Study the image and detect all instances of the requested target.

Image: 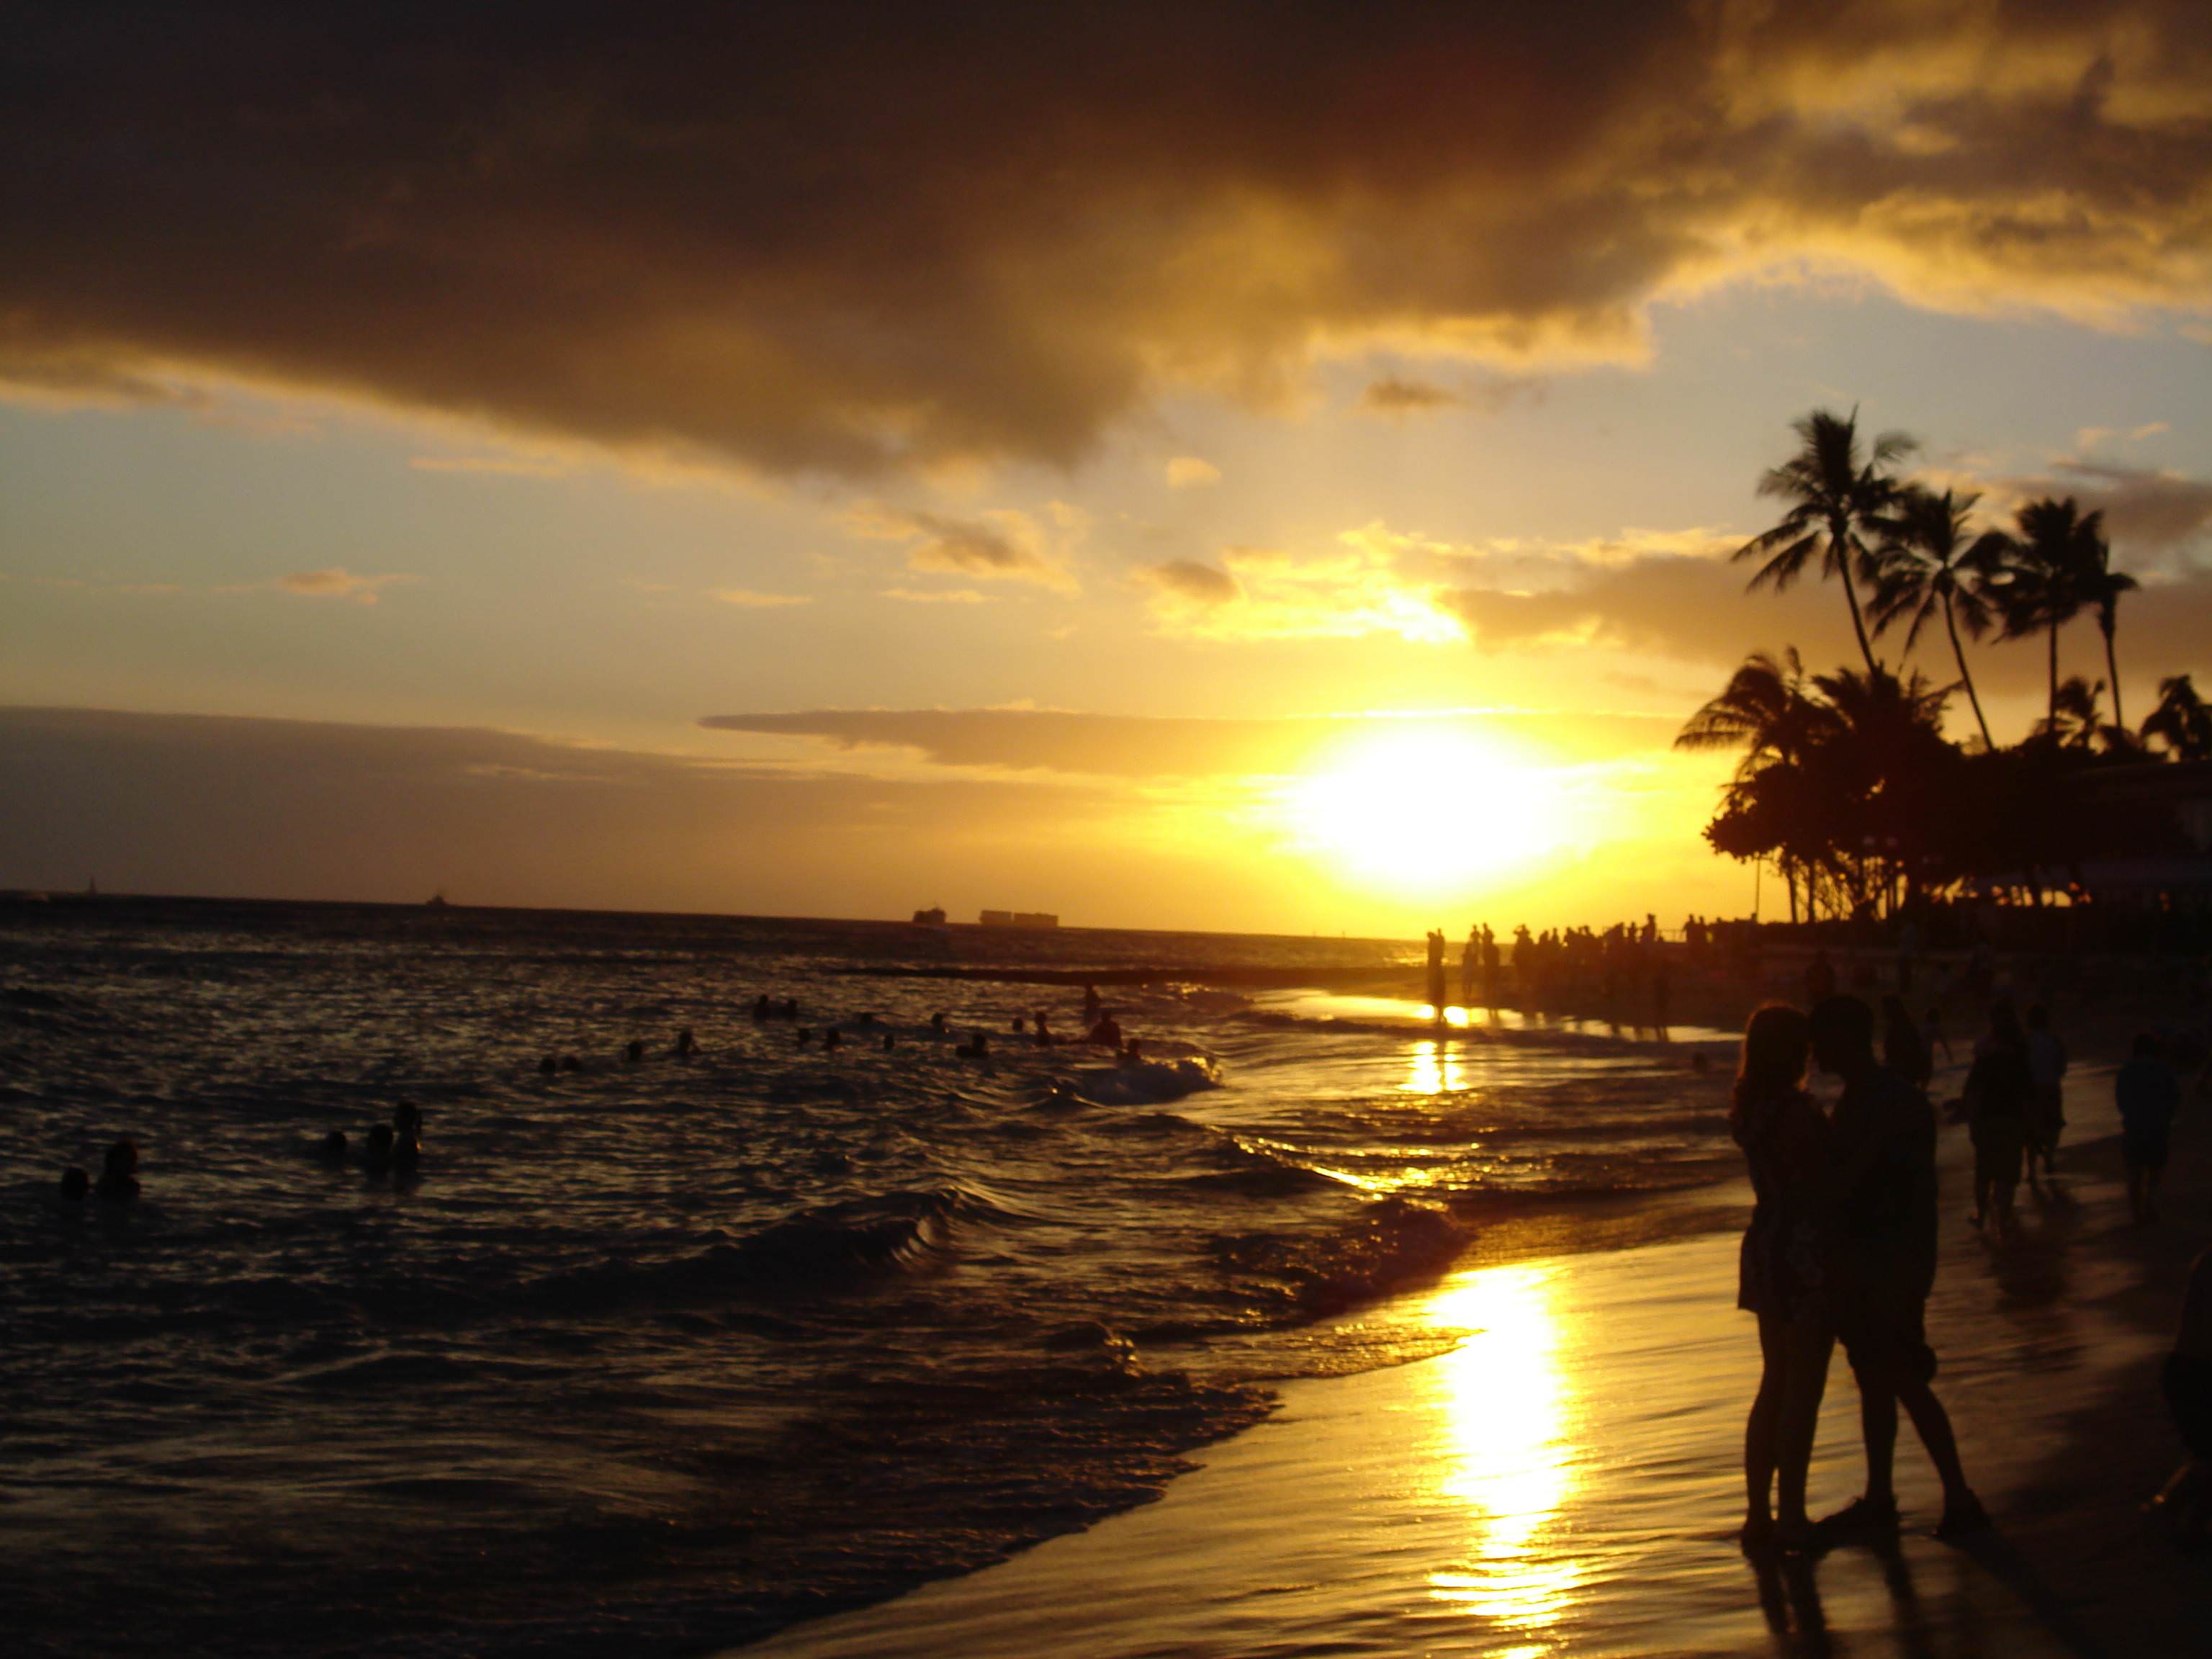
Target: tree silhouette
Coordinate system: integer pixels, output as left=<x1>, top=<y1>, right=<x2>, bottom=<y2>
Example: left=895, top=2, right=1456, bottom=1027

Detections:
left=2079, top=534, right=2140, bottom=729
left=1869, top=485, right=2008, bottom=750
left=2000, top=497, right=2104, bottom=731
left=2143, top=674, right=2212, bottom=760
left=2031, top=675, right=2108, bottom=751
left=1734, top=408, right=1916, bottom=677
left=1672, top=646, right=1830, bottom=776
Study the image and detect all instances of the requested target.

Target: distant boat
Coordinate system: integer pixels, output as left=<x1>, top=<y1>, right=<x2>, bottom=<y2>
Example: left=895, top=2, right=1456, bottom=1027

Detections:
left=426, top=891, right=450, bottom=909
left=979, top=909, right=1058, bottom=930
left=910, top=906, right=948, bottom=926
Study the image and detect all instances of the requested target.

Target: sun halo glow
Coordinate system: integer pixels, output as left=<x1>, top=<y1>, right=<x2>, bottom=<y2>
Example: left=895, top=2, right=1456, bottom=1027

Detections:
left=1283, top=728, right=1563, bottom=896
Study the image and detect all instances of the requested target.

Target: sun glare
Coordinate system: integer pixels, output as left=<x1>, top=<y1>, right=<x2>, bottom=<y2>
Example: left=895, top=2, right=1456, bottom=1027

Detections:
left=1284, top=727, right=1563, bottom=895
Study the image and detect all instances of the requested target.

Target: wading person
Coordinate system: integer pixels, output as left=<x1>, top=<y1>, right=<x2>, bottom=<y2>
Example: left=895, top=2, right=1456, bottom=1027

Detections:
left=1812, top=995, right=1987, bottom=1542
left=1731, top=1004, right=1832, bottom=1554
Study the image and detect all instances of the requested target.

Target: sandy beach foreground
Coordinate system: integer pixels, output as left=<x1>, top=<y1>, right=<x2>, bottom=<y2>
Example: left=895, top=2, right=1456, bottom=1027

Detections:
left=742, top=1053, right=2212, bottom=1658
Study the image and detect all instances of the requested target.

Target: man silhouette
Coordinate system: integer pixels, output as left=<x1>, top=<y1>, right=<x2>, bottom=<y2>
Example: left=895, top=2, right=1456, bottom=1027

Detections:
left=1810, top=995, right=1988, bottom=1542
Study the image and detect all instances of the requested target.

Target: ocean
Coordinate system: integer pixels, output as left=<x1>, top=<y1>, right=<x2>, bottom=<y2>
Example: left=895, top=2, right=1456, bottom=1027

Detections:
left=1, top=898, right=1743, bottom=1657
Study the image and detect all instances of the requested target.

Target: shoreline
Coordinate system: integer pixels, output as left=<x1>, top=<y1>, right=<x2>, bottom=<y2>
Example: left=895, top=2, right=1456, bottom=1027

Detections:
left=737, top=1043, right=2212, bottom=1658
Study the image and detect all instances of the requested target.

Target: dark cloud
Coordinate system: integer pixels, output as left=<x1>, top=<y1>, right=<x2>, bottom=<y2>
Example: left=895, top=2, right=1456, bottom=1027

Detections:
left=0, top=707, right=1120, bottom=918
left=5, top=4, right=2209, bottom=477
left=700, top=707, right=1681, bottom=776
left=1135, top=560, right=1241, bottom=606
left=1357, top=377, right=1464, bottom=417
left=2030, top=461, right=2212, bottom=557
left=846, top=504, right=1078, bottom=589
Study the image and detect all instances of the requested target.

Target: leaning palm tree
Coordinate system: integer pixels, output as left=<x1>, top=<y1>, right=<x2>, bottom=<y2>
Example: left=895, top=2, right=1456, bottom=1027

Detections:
left=1734, top=408, right=1917, bottom=676
left=1999, top=497, right=2103, bottom=730
left=2143, top=674, right=2212, bottom=760
left=1869, top=485, right=2010, bottom=750
left=1673, top=647, right=1832, bottom=775
left=2078, top=538, right=2139, bottom=729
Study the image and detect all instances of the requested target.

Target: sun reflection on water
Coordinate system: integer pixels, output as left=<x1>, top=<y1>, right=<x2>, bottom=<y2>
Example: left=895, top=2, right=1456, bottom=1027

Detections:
left=1402, top=1038, right=1464, bottom=1096
left=1422, top=1264, right=1582, bottom=1640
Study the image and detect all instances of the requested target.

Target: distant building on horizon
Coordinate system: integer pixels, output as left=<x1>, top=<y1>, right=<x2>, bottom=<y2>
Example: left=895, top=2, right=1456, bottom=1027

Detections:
left=979, top=909, right=1058, bottom=930
left=2074, top=760, right=2212, bottom=903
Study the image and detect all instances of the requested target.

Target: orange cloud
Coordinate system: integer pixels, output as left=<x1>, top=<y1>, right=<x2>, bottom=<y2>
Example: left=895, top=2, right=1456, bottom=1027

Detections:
left=275, top=568, right=417, bottom=605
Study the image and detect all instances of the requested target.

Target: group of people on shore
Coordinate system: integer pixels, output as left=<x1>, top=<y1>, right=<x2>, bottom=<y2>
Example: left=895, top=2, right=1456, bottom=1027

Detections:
left=1732, top=994, right=1987, bottom=1554
left=1735, top=986, right=2202, bottom=1555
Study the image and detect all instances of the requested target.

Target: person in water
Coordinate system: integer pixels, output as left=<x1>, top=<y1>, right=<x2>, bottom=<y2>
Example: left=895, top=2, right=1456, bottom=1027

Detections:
left=823, top=1027, right=842, bottom=1051
left=1812, top=994, right=1985, bottom=1542
left=1731, top=1004, right=1831, bottom=1554
left=1033, top=1010, right=1054, bottom=1046
left=930, top=1011, right=948, bottom=1034
left=675, top=1027, right=697, bottom=1058
left=780, top=997, right=799, bottom=1020
left=1087, top=1013, right=1123, bottom=1048
left=363, top=1123, right=395, bottom=1177
left=538, top=1054, right=558, bottom=1076
left=391, top=1101, right=422, bottom=1174
left=1083, top=984, right=1102, bottom=1020
left=317, top=1129, right=350, bottom=1165
left=624, top=1038, right=646, bottom=1064
left=956, top=1029, right=990, bottom=1058
left=881, top=1033, right=895, bottom=1053
left=94, top=1139, right=140, bottom=1203
left=58, top=1166, right=91, bottom=1202
left=560, top=1053, right=583, bottom=1072
left=752, top=994, right=772, bottom=1020
left=796, top=1028, right=813, bottom=1048
left=2118, top=1033, right=2182, bottom=1226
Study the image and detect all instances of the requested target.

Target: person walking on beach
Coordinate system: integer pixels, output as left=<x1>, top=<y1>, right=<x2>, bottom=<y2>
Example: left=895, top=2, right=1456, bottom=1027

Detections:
left=1810, top=995, right=1987, bottom=1543
left=2023, top=1004, right=2067, bottom=1184
left=1730, top=1004, right=1833, bottom=1553
left=1964, top=1003, right=2032, bottom=1237
left=1426, top=929, right=1448, bottom=1015
left=2118, top=1033, right=2183, bottom=1226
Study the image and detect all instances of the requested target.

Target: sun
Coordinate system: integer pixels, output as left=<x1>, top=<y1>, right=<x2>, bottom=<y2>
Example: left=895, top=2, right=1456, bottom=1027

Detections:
left=1283, top=727, right=1563, bottom=896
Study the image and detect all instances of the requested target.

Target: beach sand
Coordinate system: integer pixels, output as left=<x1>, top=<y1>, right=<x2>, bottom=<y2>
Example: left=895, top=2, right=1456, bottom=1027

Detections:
left=740, top=1048, right=2212, bottom=1658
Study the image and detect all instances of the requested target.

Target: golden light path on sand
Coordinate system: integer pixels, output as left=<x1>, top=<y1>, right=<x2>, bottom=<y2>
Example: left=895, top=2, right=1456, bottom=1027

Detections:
left=1424, top=1263, right=1583, bottom=1653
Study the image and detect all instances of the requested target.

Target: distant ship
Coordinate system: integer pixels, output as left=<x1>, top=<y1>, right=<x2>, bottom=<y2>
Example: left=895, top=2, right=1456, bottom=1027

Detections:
left=979, top=909, right=1058, bottom=930
left=910, top=905, right=948, bottom=926
left=426, top=891, right=450, bottom=909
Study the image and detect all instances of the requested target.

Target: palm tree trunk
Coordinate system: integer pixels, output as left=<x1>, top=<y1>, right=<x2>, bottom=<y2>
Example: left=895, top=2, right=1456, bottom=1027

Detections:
left=2103, top=619, right=2125, bottom=731
left=2046, top=624, right=2059, bottom=730
left=1839, top=557, right=1880, bottom=676
left=1943, top=593, right=1994, bottom=750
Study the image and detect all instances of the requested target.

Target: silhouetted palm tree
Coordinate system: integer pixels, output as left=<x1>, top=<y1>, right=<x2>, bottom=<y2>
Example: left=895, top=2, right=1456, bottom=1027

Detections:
left=2032, top=675, right=2108, bottom=751
left=2079, top=537, right=2140, bottom=729
left=2143, top=674, right=2212, bottom=760
left=1869, top=485, right=2009, bottom=749
left=1735, top=408, right=1917, bottom=676
left=1999, top=497, right=2103, bottom=730
left=1673, top=647, right=1831, bottom=775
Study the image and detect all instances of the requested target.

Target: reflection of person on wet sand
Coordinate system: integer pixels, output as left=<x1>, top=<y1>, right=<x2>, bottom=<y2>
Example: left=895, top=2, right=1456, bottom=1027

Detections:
left=1730, top=1004, right=1831, bottom=1555
left=1812, top=995, right=1987, bottom=1543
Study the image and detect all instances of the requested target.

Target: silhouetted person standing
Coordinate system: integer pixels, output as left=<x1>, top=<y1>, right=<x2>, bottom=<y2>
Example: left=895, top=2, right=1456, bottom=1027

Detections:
left=2023, top=1004, right=2067, bottom=1184
left=1965, top=1002, right=2031, bottom=1236
left=1730, top=1004, right=1831, bottom=1553
left=2118, top=1034, right=2182, bottom=1226
left=1811, top=995, right=1985, bottom=1542
left=1426, top=929, right=1447, bottom=1015
left=1461, top=927, right=1479, bottom=1006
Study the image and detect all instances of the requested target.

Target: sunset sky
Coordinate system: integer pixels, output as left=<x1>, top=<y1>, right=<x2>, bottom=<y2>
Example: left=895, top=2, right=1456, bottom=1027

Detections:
left=4, top=2, right=2211, bottom=933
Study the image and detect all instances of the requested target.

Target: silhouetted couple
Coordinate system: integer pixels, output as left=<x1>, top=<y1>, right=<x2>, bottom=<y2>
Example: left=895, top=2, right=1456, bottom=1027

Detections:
left=1733, top=995, right=1987, bottom=1555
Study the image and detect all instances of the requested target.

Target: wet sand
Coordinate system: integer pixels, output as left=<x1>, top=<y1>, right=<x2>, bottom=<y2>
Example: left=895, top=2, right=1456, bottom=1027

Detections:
left=742, top=1050, right=2212, bottom=1658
